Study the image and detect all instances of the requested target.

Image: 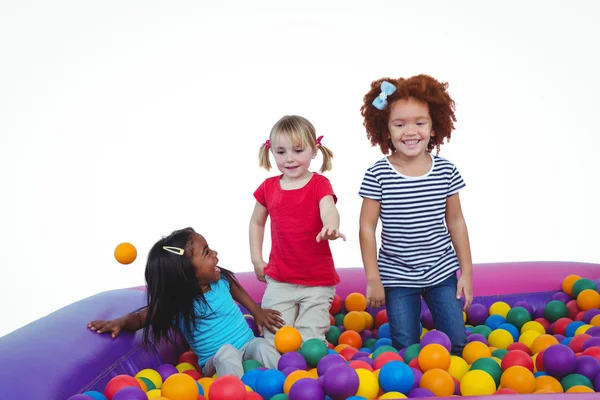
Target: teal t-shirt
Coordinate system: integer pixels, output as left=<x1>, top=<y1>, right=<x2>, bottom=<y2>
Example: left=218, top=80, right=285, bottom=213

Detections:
left=178, top=277, right=255, bottom=367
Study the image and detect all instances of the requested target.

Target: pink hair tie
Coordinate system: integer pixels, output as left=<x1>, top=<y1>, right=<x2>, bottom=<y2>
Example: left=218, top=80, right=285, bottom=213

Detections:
left=264, top=139, right=270, bottom=149
left=316, top=135, right=324, bottom=146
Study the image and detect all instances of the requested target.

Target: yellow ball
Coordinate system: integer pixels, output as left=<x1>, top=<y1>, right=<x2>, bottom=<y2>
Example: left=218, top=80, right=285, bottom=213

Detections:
left=361, top=311, right=374, bottom=330
left=380, top=391, right=408, bottom=399
left=575, top=324, right=593, bottom=335
left=146, top=389, right=163, bottom=399
left=176, top=362, right=196, bottom=373
left=519, top=331, right=541, bottom=349
left=567, top=385, right=595, bottom=393
left=114, top=242, right=137, bottom=264
left=460, top=370, right=497, bottom=396
left=355, top=368, right=379, bottom=399
left=521, top=321, right=546, bottom=335
left=447, top=355, right=470, bottom=381
left=489, top=302, right=511, bottom=318
left=488, top=329, right=514, bottom=350
left=135, top=368, right=163, bottom=389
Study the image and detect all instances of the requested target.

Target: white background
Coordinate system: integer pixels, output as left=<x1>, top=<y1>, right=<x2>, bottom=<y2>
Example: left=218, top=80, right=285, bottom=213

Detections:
left=1, top=0, right=599, bottom=338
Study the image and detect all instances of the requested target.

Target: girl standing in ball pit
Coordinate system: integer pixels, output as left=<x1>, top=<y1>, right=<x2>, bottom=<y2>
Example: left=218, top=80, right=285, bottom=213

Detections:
left=88, top=227, right=284, bottom=378
left=249, top=115, right=346, bottom=346
left=358, top=75, right=473, bottom=355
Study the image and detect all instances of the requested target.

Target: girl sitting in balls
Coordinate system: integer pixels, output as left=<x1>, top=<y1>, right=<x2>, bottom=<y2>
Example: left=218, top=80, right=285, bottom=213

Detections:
left=88, top=227, right=284, bottom=378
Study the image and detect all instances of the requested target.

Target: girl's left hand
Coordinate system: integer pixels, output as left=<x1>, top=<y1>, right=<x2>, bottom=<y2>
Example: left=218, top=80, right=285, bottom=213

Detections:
left=456, top=274, right=473, bottom=311
left=254, top=308, right=285, bottom=335
left=316, top=227, right=347, bottom=242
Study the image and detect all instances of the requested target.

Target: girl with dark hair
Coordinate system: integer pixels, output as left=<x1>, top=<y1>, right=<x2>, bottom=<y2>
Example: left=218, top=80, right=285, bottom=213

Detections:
left=358, top=75, right=473, bottom=356
left=88, top=227, right=283, bottom=378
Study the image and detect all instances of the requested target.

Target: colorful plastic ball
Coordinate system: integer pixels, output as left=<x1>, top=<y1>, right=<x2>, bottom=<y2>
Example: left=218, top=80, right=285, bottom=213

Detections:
left=419, top=368, right=454, bottom=397
left=497, top=323, right=520, bottom=341
left=156, top=364, right=179, bottom=381
left=373, top=351, right=404, bottom=370
left=287, top=377, right=324, bottom=399
left=574, top=355, right=600, bottom=382
left=378, top=360, right=414, bottom=394
left=507, top=307, right=532, bottom=329
left=577, top=289, right=600, bottom=311
left=338, top=330, right=363, bottom=350
left=326, top=326, right=342, bottom=345
left=561, top=373, right=594, bottom=391
left=379, top=391, right=407, bottom=399
left=470, top=357, right=502, bottom=386
left=283, top=370, right=312, bottom=393
left=462, top=341, right=491, bottom=364
left=330, top=294, right=342, bottom=314
left=460, top=369, right=496, bottom=396
left=407, top=387, right=435, bottom=397
left=68, top=396, right=95, bottom=400
left=114, top=242, right=137, bottom=264
left=317, top=353, right=347, bottom=376
left=545, top=301, right=570, bottom=323
left=275, top=326, right=303, bottom=353
left=104, top=375, right=141, bottom=400
left=488, top=328, right=514, bottom=349
left=345, top=293, right=367, bottom=312
left=530, top=334, right=559, bottom=355
left=278, top=351, right=308, bottom=371
left=466, top=304, right=489, bottom=326
left=81, top=392, right=107, bottom=400
left=401, top=344, right=420, bottom=364
left=513, top=301, right=534, bottom=317
left=322, top=363, right=360, bottom=399
left=489, top=301, right=511, bottom=318
left=113, top=387, right=147, bottom=400
left=543, top=344, right=577, bottom=378
left=467, top=333, right=488, bottom=345
left=207, top=375, right=246, bottom=400
left=344, top=311, right=367, bottom=333
left=471, top=324, right=493, bottom=338
left=562, top=274, right=582, bottom=296
left=372, top=345, right=399, bottom=360
left=418, top=343, right=450, bottom=371
left=572, top=278, right=597, bottom=298
left=420, top=330, right=451, bottom=352
left=501, top=349, right=534, bottom=372
left=377, top=323, right=391, bottom=339
left=255, top=369, right=285, bottom=400
left=447, top=355, right=469, bottom=381
left=161, top=373, right=199, bottom=400
left=500, top=365, right=536, bottom=393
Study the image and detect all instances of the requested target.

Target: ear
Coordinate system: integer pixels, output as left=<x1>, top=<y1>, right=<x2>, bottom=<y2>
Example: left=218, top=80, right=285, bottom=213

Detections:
left=430, top=130, right=435, bottom=137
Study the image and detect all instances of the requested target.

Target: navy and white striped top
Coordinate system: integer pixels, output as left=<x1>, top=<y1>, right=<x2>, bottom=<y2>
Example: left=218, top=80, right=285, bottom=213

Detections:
left=358, top=154, right=465, bottom=288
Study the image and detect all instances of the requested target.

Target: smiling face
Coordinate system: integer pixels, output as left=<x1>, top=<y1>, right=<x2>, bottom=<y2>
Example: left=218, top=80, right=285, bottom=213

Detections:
left=388, top=97, right=435, bottom=159
left=271, top=133, right=316, bottom=181
left=189, top=233, right=221, bottom=286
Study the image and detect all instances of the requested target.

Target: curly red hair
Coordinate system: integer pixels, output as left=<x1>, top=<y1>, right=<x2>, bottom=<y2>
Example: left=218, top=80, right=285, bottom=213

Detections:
left=360, top=74, right=457, bottom=155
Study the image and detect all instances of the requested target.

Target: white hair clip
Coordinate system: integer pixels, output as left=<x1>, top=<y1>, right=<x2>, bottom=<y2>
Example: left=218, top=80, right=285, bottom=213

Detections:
left=163, top=246, right=184, bottom=255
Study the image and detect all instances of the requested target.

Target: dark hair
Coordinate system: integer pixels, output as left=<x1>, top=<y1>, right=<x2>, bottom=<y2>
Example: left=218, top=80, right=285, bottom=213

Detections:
left=360, top=74, right=457, bottom=155
left=142, top=227, right=238, bottom=347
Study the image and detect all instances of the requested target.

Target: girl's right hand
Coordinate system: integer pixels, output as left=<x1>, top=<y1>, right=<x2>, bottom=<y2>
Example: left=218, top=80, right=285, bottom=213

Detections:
left=87, top=318, right=126, bottom=338
left=253, top=261, right=267, bottom=283
left=366, top=280, right=386, bottom=309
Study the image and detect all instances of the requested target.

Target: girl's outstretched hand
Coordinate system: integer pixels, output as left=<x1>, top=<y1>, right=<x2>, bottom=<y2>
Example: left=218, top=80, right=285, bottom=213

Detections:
left=254, top=308, right=285, bottom=336
left=366, top=280, right=386, bottom=309
left=316, top=227, right=347, bottom=242
left=87, top=318, right=126, bottom=338
left=456, top=274, right=473, bottom=311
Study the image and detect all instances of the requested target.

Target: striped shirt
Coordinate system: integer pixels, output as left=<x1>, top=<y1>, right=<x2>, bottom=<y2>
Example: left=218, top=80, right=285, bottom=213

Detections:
left=358, top=153, right=465, bottom=288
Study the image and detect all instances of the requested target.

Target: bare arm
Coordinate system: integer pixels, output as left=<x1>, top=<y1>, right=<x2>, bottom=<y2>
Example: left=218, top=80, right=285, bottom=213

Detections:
left=316, top=195, right=346, bottom=242
left=446, top=192, right=474, bottom=309
left=249, top=201, right=269, bottom=267
left=359, top=197, right=385, bottom=308
left=88, top=307, right=148, bottom=338
left=229, top=278, right=284, bottom=334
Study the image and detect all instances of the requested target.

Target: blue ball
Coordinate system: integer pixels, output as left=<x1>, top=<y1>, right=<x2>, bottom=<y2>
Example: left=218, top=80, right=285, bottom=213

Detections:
left=241, top=368, right=264, bottom=391
left=378, top=323, right=391, bottom=339
left=534, top=371, right=548, bottom=377
left=497, top=323, right=520, bottom=342
left=378, top=360, right=415, bottom=394
left=374, top=338, right=393, bottom=350
left=255, top=369, right=286, bottom=399
left=82, top=392, right=107, bottom=400
left=485, top=315, right=506, bottom=330
left=565, top=321, right=585, bottom=337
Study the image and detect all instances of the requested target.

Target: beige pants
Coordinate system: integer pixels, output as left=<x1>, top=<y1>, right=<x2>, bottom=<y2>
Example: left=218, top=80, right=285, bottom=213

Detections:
left=261, top=276, right=336, bottom=345
left=202, top=337, right=280, bottom=378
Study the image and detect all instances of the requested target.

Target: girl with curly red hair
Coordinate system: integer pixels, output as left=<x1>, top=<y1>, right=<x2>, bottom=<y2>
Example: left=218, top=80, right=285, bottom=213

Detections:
left=358, top=74, right=473, bottom=355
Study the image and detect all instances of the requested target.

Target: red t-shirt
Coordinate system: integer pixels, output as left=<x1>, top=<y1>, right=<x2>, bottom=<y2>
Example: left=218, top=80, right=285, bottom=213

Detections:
left=253, top=173, right=341, bottom=286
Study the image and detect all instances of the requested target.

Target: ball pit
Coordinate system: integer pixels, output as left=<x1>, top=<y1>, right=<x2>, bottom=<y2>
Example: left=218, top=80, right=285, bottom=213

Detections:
left=1, top=262, right=600, bottom=399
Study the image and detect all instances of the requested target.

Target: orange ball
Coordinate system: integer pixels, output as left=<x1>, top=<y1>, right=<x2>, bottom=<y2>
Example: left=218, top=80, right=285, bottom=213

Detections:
left=114, top=242, right=137, bottom=264
left=530, top=334, right=559, bottom=355
left=345, top=293, right=367, bottom=312
left=161, top=373, right=199, bottom=400
left=274, top=326, right=303, bottom=353
left=562, top=275, right=581, bottom=297
left=462, top=341, right=491, bottom=364
left=338, top=330, right=363, bottom=349
left=344, top=311, right=367, bottom=333
left=361, top=311, right=374, bottom=330
left=591, top=314, right=600, bottom=326
left=534, top=375, right=563, bottom=393
left=567, top=385, right=595, bottom=393
left=577, top=289, right=600, bottom=311
left=418, top=343, right=451, bottom=372
left=283, top=370, right=313, bottom=394
left=500, top=366, right=536, bottom=394
left=419, top=368, right=455, bottom=397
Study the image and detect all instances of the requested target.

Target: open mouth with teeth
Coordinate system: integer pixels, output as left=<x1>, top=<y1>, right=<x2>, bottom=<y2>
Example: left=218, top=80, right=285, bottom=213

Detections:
left=402, top=139, right=421, bottom=146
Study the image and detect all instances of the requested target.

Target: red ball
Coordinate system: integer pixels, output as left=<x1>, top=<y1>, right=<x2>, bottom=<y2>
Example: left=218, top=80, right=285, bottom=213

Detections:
left=339, top=346, right=359, bottom=361
left=507, top=342, right=532, bottom=356
left=327, top=342, right=334, bottom=349
left=208, top=375, right=247, bottom=400
left=569, top=334, right=592, bottom=353
left=104, top=375, right=141, bottom=400
left=373, top=352, right=404, bottom=370
left=583, top=346, right=600, bottom=361
left=183, top=369, right=202, bottom=380
left=566, top=300, right=581, bottom=320
left=534, top=318, right=551, bottom=332
left=496, top=388, right=518, bottom=394
left=575, top=311, right=586, bottom=322
left=375, top=310, right=388, bottom=328
left=408, top=356, right=421, bottom=372
left=329, top=314, right=335, bottom=325
left=349, top=360, right=374, bottom=371
left=179, top=350, right=201, bottom=371
left=552, top=318, right=573, bottom=336
left=245, top=392, right=263, bottom=400
left=330, top=294, right=342, bottom=315
left=535, top=349, right=546, bottom=372
left=501, top=349, right=534, bottom=372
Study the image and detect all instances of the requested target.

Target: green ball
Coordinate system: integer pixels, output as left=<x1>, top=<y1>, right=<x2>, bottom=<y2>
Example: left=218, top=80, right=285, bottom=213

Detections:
left=470, top=357, right=502, bottom=387
left=333, top=313, right=345, bottom=326
left=471, top=325, right=493, bottom=338
left=506, top=307, right=532, bottom=329
left=402, top=343, right=421, bottom=364
left=243, top=359, right=262, bottom=372
left=560, top=373, right=593, bottom=391
left=544, top=300, right=569, bottom=322
left=364, top=338, right=377, bottom=351
left=572, top=278, right=597, bottom=298
left=491, top=349, right=508, bottom=359
left=299, top=338, right=328, bottom=368
left=325, top=326, right=341, bottom=346
left=372, top=345, right=399, bottom=360
left=270, top=394, right=290, bottom=400
left=138, top=377, right=156, bottom=391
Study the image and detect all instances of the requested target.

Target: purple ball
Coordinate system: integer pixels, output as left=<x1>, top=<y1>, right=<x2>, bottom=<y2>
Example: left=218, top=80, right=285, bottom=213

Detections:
left=552, top=291, right=572, bottom=304
left=584, top=309, right=600, bottom=324
left=355, top=356, right=374, bottom=366
left=582, top=337, right=600, bottom=351
left=467, top=333, right=489, bottom=345
left=156, top=364, right=178, bottom=381
left=513, top=301, right=534, bottom=317
left=554, top=334, right=567, bottom=342
left=408, top=387, right=436, bottom=398
left=534, top=307, right=546, bottom=319
left=421, top=309, right=434, bottom=330
left=67, top=396, right=94, bottom=400
left=278, top=351, right=308, bottom=371
left=281, top=366, right=300, bottom=376
left=352, top=351, right=371, bottom=360
left=322, top=364, right=360, bottom=400
left=420, top=330, right=452, bottom=352
left=411, top=367, right=422, bottom=388
left=399, top=348, right=407, bottom=358
left=595, top=372, right=600, bottom=391
left=361, top=329, right=374, bottom=342
left=466, top=303, right=488, bottom=326
left=289, top=377, right=325, bottom=400
left=587, top=326, right=600, bottom=337
left=316, top=353, right=346, bottom=376
left=543, top=344, right=577, bottom=378
left=337, top=325, right=345, bottom=334
left=113, top=387, right=147, bottom=400
left=575, top=355, right=600, bottom=382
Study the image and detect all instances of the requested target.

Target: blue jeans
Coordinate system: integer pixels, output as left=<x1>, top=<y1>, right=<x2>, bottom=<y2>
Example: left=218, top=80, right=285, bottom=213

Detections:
left=384, top=273, right=466, bottom=355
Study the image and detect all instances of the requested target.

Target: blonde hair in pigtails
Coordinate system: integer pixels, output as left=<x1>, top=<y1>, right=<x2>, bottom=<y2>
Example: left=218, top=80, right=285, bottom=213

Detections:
left=316, top=138, right=333, bottom=173
left=258, top=140, right=272, bottom=171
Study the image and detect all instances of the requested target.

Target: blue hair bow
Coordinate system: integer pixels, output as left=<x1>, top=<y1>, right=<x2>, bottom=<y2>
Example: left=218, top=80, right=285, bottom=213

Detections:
left=372, top=81, right=397, bottom=110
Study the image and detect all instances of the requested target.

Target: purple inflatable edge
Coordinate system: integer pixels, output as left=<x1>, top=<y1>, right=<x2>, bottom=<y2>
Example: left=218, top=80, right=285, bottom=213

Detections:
left=0, top=261, right=599, bottom=400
